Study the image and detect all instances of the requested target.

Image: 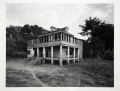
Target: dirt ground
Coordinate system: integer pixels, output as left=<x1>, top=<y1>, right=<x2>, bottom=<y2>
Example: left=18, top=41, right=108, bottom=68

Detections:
left=6, top=58, right=114, bottom=87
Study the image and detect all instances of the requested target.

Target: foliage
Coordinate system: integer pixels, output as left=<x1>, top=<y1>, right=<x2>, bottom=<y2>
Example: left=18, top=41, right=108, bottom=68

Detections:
left=83, top=37, right=105, bottom=58
left=79, top=17, right=114, bottom=59
left=6, top=37, right=16, bottom=54
left=83, top=40, right=91, bottom=58
left=102, top=49, right=114, bottom=61
left=6, top=24, right=44, bottom=58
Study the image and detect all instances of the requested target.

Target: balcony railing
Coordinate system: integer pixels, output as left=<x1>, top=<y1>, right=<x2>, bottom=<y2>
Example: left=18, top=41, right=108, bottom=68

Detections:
left=27, top=32, right=80, bottom=45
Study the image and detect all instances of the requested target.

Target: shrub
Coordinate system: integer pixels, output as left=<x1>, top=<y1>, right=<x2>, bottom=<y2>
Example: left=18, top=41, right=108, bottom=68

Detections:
left=102, top=49, right=114, bottom=61
left=6, top=51, right=27, bottom=58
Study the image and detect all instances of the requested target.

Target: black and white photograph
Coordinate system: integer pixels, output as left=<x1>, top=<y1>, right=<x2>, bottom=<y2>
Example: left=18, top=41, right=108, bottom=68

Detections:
left=6, top=3, right=114, bottom=87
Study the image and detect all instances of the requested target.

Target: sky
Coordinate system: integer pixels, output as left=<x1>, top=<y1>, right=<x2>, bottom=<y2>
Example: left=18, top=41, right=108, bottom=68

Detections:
left=6, top=3, right=114, bottom=39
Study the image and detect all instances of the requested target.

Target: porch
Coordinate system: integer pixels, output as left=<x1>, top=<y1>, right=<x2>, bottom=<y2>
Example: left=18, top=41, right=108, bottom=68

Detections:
left=28, top=45, right=81, bottom=66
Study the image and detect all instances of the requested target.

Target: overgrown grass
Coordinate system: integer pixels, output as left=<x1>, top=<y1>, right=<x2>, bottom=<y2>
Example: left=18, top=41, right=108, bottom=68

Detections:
left=6, top=58, right=114, bottom=87
left=35, top=58, right=114, bottom=87
left=35, top=73, right=66, bottom=87
left=64, top=58, right=114, bottom=87
left=6, top=68, right=42, bottom=87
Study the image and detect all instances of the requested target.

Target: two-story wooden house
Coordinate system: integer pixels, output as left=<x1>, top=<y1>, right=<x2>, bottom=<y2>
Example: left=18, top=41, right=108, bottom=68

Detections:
left=27, top=26, right=83, bottom=66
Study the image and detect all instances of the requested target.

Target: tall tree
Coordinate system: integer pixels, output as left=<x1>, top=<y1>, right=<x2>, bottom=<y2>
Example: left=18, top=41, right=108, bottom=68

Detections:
left=21, top=24, right=32, bottom=40
left=79, top=17, right=114, bottom=57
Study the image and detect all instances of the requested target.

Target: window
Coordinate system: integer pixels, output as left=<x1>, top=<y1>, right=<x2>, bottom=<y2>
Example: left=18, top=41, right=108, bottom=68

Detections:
left=57, top=33, right=60, bottom=40
left=55, top=34, right=57, bottom=41
left=70, top=50, right=73, bottom=55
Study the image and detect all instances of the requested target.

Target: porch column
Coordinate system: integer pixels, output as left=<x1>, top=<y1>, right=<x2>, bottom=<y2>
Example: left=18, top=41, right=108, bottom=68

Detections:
left=37, top=47, right=39, bottom=58
left=78, top=48, right=80, bottom=62
left=51, top=46, right=53, bottom=65
left=60, top=45, right=63, bottom=66
left=31, top=48, right=34, bottom=60
left=73, top=47, right=75, bottom=63
left=43, top=47, right=45, bottom=64
left=43, top=47, right=45, bottom=58
left=67, top=46, right=70, bottom=65
left=43, top=47, right=45, bottom=59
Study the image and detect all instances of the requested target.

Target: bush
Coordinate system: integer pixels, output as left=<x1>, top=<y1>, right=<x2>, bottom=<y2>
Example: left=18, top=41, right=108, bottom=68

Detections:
left=102, top=50, right=114, bottom=60
left=6, top=51, right=27, bottom=58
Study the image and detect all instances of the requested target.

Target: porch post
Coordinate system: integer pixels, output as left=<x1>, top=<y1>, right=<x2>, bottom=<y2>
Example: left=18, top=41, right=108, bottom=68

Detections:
left=73, top=47, right=75, bottom=63
left=43, top=47, right=45, bottom=64
left=60, top=45, right=63, bottom=66
left=51, top=46, right=53, bottom=65
left=31, top=48, right=34, bottom=59
left=67, top=46, right=70, bottom=65
left=37, top=47, right=39, bottom=58
left=43, top=47, right=45, bottom=58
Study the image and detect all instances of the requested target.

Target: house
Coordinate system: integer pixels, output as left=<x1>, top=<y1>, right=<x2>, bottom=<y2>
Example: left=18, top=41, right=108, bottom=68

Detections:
left=27, top=26, right=83, bottom=66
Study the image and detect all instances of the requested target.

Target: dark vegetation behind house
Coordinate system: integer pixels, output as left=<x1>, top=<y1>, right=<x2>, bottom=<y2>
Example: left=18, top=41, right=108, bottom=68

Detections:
left=79, top=17, right=114, bottom=60
left=6, top=24, right=49, bottom=58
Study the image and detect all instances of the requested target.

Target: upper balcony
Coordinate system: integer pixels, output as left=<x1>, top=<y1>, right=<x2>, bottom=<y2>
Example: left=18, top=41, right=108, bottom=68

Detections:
left=27, top=28, right=83, bottom=48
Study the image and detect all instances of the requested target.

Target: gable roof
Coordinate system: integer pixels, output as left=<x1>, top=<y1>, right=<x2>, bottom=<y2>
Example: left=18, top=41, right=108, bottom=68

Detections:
left=38, top=26, right=74, bottom=37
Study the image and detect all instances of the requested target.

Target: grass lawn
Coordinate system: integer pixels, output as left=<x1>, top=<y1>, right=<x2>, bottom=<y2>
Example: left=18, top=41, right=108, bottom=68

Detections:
left=6, top=58, right=114, bottom=87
